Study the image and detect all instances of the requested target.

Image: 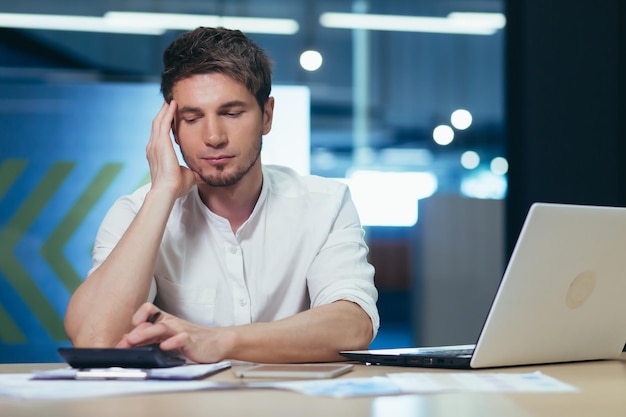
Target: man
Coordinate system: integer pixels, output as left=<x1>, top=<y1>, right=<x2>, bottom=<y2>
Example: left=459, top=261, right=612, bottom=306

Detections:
left=64, top=27, right=379, bottom=364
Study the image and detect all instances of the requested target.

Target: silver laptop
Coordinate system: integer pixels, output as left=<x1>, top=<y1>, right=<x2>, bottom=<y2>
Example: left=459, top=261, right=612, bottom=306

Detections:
left=342, top=202, right=626, bottom=369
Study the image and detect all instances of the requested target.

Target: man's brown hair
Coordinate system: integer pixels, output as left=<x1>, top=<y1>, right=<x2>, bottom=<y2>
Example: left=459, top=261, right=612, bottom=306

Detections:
left=161, top=27, right=273, bottom=110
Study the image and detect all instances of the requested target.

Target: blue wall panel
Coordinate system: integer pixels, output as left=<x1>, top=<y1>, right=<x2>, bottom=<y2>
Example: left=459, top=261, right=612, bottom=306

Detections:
left=0, top=81, right=161, bottom=362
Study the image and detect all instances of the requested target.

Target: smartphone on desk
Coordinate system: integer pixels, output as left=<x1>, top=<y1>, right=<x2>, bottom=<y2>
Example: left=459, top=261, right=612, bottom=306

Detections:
left=58, top=344, right=186, bottom=369
left=234, top=363, right=354, bottom=379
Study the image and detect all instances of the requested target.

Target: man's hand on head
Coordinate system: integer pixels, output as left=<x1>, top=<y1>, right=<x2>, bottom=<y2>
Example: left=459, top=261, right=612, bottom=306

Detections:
left=146, top=100, right=201, bottom=200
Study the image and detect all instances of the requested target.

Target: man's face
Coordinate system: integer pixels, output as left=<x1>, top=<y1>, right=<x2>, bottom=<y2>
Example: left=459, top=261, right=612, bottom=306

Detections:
left=171, top=73, right=273, bottom=187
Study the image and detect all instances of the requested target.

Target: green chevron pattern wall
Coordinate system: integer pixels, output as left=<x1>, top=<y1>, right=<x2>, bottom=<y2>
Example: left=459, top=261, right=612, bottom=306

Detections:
left=0, top=81, right=160, bottom=362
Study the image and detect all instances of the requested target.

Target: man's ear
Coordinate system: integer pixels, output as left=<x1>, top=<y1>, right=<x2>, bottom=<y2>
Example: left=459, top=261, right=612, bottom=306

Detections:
left=262, top=97, right=275, bottom=135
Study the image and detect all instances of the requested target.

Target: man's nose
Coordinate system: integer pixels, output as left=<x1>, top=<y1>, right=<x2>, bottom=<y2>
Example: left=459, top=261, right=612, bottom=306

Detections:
left=203, top=117, right=227, bottom=147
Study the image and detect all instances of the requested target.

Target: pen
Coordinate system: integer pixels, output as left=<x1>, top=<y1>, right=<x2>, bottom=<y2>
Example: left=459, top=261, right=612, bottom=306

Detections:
left=147, top=311, right=161, bottom=324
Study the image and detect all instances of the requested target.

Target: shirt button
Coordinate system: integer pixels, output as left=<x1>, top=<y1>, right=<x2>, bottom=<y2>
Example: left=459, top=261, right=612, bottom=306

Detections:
left=239, top=299, right=247, bottom=306
left=230, top=246, right=238, bottom=254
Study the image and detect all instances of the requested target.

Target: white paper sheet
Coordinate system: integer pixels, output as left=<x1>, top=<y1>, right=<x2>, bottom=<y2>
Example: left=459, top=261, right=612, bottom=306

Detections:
left=0, top=370, right=577, bottom=400
left=387, top=371, right=579, bottom=394
left=261, top=371, right=578, bottom=398
left=32, top=362, right=231, bottom=380
left=0, top=362, right=238, bottom=400
left=0, top=373, right=236, bottom=400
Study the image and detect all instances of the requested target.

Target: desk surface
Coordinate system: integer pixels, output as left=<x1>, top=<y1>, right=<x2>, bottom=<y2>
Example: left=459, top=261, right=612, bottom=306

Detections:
left=2, top=355, right=626, bottom=417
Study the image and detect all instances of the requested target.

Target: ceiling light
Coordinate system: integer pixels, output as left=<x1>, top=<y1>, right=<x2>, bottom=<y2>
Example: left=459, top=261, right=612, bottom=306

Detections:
left=451, top=109, right=473, bottom=130
left=490, top=157, right=509, bottom=176
left=104, top=12, right=299, bottom=35
left=447, top=12, right=506, bottom=29
left=433, top=125, right=454, bottom=145
left=319, top=11, right=505, bottom=35
left=0, top=13, right=164, bottom=35
left=0, top=12, right=299, bottom=36
left=299, top=50, right=323, bottom=71
left=461, top=151, right=480, bottom=170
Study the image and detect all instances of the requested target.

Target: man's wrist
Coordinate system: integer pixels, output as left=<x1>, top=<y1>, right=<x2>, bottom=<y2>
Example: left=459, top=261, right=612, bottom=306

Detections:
left=143, top=185, right=184, bottom=213
left=219, top=327, right=241, bottom=360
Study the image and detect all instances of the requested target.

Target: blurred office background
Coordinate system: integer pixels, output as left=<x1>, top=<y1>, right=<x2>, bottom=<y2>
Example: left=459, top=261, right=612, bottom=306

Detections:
left=1, top=0, right=626, bottom=362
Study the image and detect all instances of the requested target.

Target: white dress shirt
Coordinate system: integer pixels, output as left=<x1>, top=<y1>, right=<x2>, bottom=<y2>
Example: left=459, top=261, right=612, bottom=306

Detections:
left=90, top=165, right=380, bottom=339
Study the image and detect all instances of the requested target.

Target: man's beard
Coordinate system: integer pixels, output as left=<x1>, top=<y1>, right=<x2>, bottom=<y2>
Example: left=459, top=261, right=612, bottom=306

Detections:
left=182, top=139, right=262, bottom=187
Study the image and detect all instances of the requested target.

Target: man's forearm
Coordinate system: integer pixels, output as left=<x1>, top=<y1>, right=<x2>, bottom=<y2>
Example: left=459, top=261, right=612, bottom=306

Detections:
left=225, top=300, right=373, bottom=363
left=64, top=189, right=177, bottom=347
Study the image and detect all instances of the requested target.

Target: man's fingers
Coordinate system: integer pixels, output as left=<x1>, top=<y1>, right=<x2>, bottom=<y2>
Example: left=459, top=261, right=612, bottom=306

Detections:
left=160, top=100, right=177, bottom=135
left=154, top=100, right=176, bottom=128
left=125, top=322, right=166, bottom=346
left=131, top=303, right=159, bottom=326
left=115, top=334, right=132, bottom=348
left=148, top=100, right=177, bottom=151
left=160, top=332, right=188, bottom=351
left=149, top=101, right=170, bottom=140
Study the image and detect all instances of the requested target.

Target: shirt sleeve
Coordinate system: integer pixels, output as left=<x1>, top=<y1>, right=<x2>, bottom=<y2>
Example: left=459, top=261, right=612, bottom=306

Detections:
left=306, top=186, right=380, bottom=340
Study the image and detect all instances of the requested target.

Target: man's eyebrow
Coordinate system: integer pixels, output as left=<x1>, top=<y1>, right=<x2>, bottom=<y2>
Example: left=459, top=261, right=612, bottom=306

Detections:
left=177, top=101, right=249, bottom=114
left=178, top=106, right=202, bottom=114
left=219, top=100, right=249, bottom=109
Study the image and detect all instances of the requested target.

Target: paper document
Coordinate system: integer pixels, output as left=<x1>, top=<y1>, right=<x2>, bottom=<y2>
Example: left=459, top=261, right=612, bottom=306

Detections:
left=0, top=374, right=239, bottom=400
left=255, top=376, right=404, bottom=397
left=263, top=371, right=578, bottom=398
left=0, top=369, right=577, bottom=400
left=0, top=362, right=235, bottom=401
left=32, top=361, right=231, bottom=380
left=387, top=371, right=579, bottom=394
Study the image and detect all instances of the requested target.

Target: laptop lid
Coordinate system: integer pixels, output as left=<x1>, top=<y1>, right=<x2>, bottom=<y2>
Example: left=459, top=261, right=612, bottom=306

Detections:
left=470, top=202, right=626, bottom=368
left=342, top=203, right=626, bottom=369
